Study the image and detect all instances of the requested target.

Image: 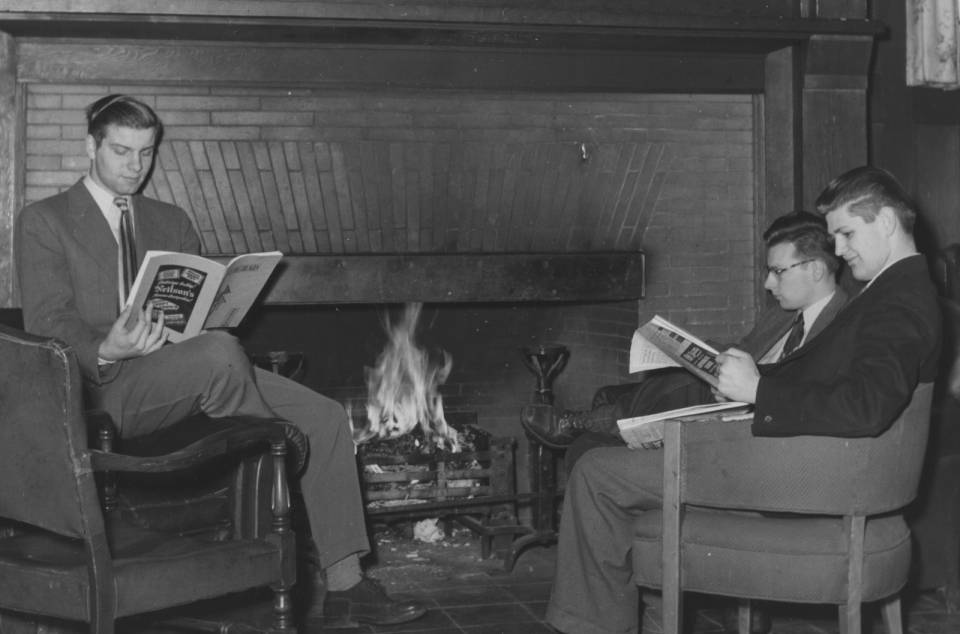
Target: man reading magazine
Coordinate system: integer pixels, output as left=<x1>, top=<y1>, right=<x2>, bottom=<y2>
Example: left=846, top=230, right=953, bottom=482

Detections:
left=522, top=210, right=848, bottom=470
left=543, top=167, right=942, bottom=634
left=15, top=94, right=427, bottom=627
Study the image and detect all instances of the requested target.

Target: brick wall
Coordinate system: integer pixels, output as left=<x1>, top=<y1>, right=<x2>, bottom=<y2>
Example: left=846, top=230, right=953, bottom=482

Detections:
left=23, top=82, right=756, bottom=449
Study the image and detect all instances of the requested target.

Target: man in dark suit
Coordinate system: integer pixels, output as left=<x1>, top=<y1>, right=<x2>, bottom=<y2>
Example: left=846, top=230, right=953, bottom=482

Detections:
left=545, top=167, right=941, bottom=634
left=15, top=94, right=425, bottom=627
left=523, top=210, right=849, bottom=466
left=719, top=168, right=941, bottom=436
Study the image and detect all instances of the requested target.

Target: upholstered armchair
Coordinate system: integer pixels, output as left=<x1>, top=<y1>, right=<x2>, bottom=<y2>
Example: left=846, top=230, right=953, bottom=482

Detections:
left=632, top=382, right=933, bottom=634
left=0, top=324, right=298, bottom=633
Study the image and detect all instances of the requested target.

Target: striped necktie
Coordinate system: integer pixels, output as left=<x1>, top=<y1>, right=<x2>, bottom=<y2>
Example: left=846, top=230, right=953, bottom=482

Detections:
left=779, top=312, right=805, bottom=360
left=114, top=196, right=137, bottom=305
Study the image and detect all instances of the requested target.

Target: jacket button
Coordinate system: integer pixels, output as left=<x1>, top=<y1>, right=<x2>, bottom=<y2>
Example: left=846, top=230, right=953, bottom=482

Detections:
left=763, top=415, right=773, bottom=424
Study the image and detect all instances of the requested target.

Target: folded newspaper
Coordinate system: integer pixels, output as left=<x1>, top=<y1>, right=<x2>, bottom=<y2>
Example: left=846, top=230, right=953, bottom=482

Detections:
left=621, top=315, right=751, bottom=447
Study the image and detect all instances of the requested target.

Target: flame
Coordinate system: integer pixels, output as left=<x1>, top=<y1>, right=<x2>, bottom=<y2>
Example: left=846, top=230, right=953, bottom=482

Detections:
left=355, top=303, right=461, bottom=452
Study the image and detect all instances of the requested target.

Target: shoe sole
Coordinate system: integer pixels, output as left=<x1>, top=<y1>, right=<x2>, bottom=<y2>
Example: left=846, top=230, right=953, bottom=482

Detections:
left=353, top=605, right=428, bottom=626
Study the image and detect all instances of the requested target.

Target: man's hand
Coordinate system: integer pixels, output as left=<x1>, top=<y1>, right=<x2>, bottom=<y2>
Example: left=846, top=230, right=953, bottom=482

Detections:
left=98, top=301, right=168, bottom=362
left=716, top=347, right=759, bottom=404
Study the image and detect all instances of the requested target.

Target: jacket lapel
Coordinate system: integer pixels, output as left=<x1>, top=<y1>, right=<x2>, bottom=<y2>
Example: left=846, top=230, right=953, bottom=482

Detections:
left=777, top=258, right=921, bottom=366
left=64, top=180, right=118, bottom=278
left=805, top=287, right=850, bottom=342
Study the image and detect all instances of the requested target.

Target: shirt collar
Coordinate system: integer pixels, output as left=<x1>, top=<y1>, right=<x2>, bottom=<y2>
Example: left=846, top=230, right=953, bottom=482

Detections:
left=799, top=291, right=835, bottom=338
left=83, top=175, right=120, bottom=214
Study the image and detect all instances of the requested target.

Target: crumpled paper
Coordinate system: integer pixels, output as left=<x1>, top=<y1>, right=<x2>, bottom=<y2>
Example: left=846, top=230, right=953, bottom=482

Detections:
left=413, top=518, right=444, bottom=543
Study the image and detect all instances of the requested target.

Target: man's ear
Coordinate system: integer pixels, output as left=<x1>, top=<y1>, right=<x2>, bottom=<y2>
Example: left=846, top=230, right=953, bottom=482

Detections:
left=85, top=134, right=97, bottom=161
left=811, top=258, right=826, bottom=281
left=877, top=206, right=899, bottom=235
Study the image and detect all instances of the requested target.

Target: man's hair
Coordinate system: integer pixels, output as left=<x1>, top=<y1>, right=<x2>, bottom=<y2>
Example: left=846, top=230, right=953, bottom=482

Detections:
left=814, top=165, right=916, bottom=235
left=763, top=210, right=841, bottom=275
left=86, top=94, right=162, bottom=146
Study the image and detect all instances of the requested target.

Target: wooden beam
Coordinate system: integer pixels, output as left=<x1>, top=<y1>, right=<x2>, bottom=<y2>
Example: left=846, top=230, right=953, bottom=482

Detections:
left=245, top=252, right=645, bottom=305
left=0, top=11, right=885, bottom=46
left=801, top=34, right=874, bottom=207
left=17, top=41, right=764, bottom=94
left=0, top=32, right=16, bottom=308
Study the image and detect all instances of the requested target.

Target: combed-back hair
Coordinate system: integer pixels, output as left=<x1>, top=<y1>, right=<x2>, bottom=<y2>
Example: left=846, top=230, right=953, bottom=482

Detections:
left=86, top=94, right=162, bottom=145
left=814, top=165, right=916, bottom=235
left=763, top=210, right=841, bottom=275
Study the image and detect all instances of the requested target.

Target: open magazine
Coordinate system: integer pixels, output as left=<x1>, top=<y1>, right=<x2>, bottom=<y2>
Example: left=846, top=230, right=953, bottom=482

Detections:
left=124, top=250, right=283, bottom=343
left=620, top=314, right=751, bottom=446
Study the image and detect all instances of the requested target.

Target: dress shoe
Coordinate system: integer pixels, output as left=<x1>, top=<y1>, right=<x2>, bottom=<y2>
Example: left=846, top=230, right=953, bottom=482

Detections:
left=323, top=576, right=427, bottom=626
left=721, top=604, right=771, bottom=634
left=520, top=404, right=589, bottom=449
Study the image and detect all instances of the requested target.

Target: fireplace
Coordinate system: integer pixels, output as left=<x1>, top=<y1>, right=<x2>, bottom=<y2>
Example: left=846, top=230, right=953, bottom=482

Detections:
left=0, top=3, right=880, bottom=497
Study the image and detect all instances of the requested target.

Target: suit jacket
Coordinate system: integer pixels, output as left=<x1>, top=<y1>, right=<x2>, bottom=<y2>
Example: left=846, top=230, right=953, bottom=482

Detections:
left=16, top=180, right=200, bottom=383
left=738, top=287, right=849, bottom=360
left=753, top=255, right=942, bottom=438
left=617, top=289, right=849, bottom=420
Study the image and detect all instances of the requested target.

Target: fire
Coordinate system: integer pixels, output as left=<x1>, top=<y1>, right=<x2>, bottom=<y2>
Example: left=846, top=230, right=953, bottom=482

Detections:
left=354, top=303, right=461, bottom=452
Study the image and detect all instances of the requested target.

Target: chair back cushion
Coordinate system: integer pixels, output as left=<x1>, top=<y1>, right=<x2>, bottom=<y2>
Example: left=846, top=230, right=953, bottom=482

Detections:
left=678, top=382, right=933, bottom=515
left=0, top=325, right=101, bottom=538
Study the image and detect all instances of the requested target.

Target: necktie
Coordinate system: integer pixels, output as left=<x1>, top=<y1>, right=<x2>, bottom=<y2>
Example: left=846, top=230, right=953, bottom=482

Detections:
left=115, top=196, right=137, bottom=305
left=780, top=312, right=805, bottom=360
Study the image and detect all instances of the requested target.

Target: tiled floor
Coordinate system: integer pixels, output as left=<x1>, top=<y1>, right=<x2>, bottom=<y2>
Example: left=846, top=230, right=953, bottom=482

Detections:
left=126, top=524, right=960, bottom=634
left=295, top=526, right=960, bottom=634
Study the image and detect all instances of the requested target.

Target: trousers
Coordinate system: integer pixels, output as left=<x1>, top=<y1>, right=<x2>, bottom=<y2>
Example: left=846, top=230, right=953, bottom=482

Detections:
left=546, top=445, right=664, bottom=634
left=564, top=369, right=714, bottom=470
left=92, top=331, right=370, bottom=568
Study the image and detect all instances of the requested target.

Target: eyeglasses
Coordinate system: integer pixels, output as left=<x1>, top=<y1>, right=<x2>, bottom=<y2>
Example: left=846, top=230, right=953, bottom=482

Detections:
left=765, top=259, right=814, bottom=279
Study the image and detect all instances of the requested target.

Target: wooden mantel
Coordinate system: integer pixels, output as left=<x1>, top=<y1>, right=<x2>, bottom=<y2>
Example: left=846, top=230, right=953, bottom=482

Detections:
left=252, top=252, right=646, bottom=305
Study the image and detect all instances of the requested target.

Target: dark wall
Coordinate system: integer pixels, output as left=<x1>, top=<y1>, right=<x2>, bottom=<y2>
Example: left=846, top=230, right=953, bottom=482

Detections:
left=871, top=0, right=960, bottom=250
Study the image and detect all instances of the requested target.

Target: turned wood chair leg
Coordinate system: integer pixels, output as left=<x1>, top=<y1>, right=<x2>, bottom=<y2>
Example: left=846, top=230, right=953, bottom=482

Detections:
left=96, top=418, right=118, bottom=512
left=269, top=437, right=296, bottom=632
left=738, top=599, right=752, bottom=634
left=882, top=597, right=904, bottom=634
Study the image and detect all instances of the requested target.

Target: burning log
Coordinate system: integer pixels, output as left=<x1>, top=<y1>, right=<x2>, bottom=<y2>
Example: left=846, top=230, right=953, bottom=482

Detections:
left=353, top=302, right=461, bottom=452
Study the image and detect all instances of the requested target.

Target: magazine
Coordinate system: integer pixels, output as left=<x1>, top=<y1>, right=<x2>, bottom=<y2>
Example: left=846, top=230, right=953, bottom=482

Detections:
left=629, top=315, right=725, bottom=387
left=123, top=250, right=283, bottom=343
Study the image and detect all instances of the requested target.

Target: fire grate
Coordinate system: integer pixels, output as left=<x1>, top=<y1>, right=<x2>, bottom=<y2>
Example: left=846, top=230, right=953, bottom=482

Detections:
left=357, top=412, right=530, bottom=563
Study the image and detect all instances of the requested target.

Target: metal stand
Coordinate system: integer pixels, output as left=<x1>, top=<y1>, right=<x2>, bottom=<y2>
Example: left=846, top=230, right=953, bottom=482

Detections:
left=502, top=440, right=561, bottom=571
left=503, top=344, right=569, bottom=571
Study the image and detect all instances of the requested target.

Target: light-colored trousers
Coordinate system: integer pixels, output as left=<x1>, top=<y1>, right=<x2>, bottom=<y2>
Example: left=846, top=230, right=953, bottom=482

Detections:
left=92, top=331, right=370, bottom=569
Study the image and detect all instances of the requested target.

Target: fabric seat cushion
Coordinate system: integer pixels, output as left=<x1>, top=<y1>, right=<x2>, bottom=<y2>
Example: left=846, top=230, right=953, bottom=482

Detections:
left=0, top=520, right=281, bottom=622
left=632, top=508, right=911, bottom=604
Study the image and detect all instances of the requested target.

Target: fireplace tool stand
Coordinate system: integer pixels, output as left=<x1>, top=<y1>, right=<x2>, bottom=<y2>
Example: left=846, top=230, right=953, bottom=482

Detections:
left=502, top=344, right=569, bottom=571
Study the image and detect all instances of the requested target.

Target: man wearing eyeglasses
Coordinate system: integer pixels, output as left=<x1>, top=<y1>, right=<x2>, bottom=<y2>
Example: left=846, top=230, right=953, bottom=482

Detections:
left=522, top=210, right=848, bottom=467
left=544, top=167, right=941, bottom=634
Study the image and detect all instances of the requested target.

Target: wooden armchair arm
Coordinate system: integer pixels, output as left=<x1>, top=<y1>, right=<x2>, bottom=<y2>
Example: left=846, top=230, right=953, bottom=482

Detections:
left=89, top=420, right=288, bottom=474
left=90, top=420, right=294, bottom=547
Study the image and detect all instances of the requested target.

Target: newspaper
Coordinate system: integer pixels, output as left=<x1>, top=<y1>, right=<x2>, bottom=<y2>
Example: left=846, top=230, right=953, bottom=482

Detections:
left=621, top=315, right=752, bottom=448
left=616, top=401, right=751, bottom=449
left=629, top=315, right=723, bottom=387
left=617, top=401, right=752, bottom=449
